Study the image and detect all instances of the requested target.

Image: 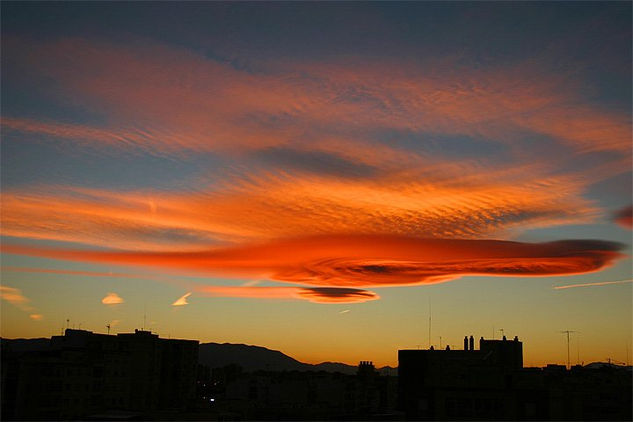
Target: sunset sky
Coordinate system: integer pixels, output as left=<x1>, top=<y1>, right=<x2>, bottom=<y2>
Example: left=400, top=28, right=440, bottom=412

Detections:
left=1, top=2, right=631, bottom=367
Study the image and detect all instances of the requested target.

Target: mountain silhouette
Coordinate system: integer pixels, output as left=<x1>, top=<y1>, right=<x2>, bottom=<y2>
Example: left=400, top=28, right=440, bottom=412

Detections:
left=0, top=338, right=50, bottom=353
left=199, top=342, right=397, bottom=374
left=1, top=337, right=395, bottom=375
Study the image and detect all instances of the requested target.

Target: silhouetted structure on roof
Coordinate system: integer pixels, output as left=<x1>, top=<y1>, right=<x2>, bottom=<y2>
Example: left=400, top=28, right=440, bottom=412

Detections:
left=398, top=335, right=632, bottom=420
left=1, top=329, right=198, bottom=420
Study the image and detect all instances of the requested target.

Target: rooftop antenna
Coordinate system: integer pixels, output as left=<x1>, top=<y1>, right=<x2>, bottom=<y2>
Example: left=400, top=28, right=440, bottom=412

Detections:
left=143, top=302, right=147, bottom=331
left=498, top=328, right=505, bottom=338
left=560, top=330, right=576, bottom=369
left=439, top=336, right=442, bottom=349
left=66, top=318, right=70, bottom=330
left=428, top=296, right=432, bottom=349
left=576, top=334, right=580, bottom=365
left=106, top=324, right=111, bottom=335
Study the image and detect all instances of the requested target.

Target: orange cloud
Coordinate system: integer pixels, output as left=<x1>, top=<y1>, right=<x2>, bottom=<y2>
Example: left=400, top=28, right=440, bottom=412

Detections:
left=3, top=37, right=628, bottom=255
left=0, top=166, right=600, bottom=250
left=614, top=205, right=632, bottom=229
left=0, top=285, right=32, bottom=310
left=1, top=235, right=623, bottom=288
left=0, top=285, right=41, bottom=317
left=196, top=286, right=379, bottom=304
left=101, top=292, right=124, bottom=305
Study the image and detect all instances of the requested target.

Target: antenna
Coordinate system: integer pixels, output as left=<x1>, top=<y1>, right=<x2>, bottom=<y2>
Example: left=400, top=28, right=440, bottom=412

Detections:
left=428, top=296, right=432, bottom=349
left=499, top=328, right=505, bottom=338
left=560, top=330, right=576, bottom=369
left=66, top=318, right=70, bottom=330
left=439, top=336, right=442, bottom=349
left=576, top=334, right=580, bottom=365
left=143, top=302, right=147, bottom=331
left=106, top=324, right=111, bottom=335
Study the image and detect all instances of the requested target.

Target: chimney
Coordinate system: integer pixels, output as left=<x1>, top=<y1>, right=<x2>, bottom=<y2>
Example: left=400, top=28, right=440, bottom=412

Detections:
left=469, top=335, right=474, bottom=351
left=464, top=336, right=469, bottom=350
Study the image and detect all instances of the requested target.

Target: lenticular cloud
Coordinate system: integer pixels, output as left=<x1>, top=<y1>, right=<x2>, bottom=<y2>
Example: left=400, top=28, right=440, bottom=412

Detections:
left=2, top=235, right=623, bottom=291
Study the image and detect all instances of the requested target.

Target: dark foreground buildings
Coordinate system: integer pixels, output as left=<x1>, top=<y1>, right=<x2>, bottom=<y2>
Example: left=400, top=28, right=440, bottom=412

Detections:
left=1, top=329, right=198, bottom=420
left=198, top=361, right=398, bottom=420
left=2, top=331, right=631, bottom=421
left=398, top=335, right=632, bottom=420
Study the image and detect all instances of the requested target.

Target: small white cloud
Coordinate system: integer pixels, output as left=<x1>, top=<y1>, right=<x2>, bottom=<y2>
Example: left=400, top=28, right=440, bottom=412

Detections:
left=339, top=309, right=350, bottom=314
left=172, top=292, right=192, bottom=306
left=102, top=292, right=124, bottom=305
left=29, top=314, right=43, bottom=321
left=242, top=280, right=261, bottom=287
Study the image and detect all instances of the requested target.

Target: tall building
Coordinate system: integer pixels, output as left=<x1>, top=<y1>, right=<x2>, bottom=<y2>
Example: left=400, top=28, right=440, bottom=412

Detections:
left=1, top=329, right=198, bottom=420
left=399, top=335, right=524, bottom=420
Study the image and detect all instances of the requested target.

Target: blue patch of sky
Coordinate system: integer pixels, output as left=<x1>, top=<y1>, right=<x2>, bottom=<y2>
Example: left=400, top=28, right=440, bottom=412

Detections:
left=370, top=128, right=508, bottom=161
left=0, top=131, right=225, bottom=191
left=584, top=172, right=633, bottom=211
left=250, top=147, right=377, bottom=179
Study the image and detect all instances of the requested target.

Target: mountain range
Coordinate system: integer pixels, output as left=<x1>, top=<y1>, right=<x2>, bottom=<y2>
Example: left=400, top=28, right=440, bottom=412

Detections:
left=0, top=337, right=396, bottom=375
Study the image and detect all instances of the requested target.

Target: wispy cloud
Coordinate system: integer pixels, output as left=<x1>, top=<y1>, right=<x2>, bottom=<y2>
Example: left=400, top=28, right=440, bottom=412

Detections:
left=1, top=285, right=42, bottom=318
left=4, top=37, right=630, bottom=156
left=1, top=266, right=162, bottom=279
left=553, top=279, right=632, bottom=290
left=172, top=292, right=191, bottom=306
left=101, top=292, right=124, bottom=305
left=0, top=285, right=33, bottom=311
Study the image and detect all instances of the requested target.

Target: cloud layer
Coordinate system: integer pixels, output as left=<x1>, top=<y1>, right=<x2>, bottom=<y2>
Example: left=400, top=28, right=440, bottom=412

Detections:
left=0, top=169, right=601, bottom=251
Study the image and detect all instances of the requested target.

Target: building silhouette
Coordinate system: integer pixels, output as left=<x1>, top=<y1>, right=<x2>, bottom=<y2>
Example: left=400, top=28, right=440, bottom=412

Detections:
left=398, top=335, right=632, bottom=420
left=1, top=329, right=198, bottom=420
left=205, top=360, right=398, bottom=420
left=2, top=331, right=630, bottom=420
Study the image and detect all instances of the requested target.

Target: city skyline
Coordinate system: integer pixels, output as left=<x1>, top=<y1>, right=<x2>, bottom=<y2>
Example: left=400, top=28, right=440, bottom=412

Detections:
left=1, top=2, right=631, bottom=368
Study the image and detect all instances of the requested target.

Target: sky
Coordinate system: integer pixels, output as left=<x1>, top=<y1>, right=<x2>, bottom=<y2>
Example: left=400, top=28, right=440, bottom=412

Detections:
left=1, top=2, right=631, bottom=368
